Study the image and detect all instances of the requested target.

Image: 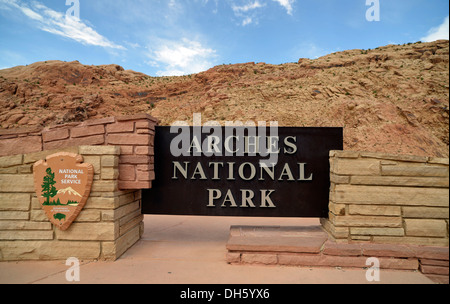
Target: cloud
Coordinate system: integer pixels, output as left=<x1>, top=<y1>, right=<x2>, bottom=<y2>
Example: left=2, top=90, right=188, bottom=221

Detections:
left=272, top=0, right=295, bottom=15
left=232, top=0, right=265, bottom=13
left=231, top=0, right=265, bottom=26
left=421, top=16, right=449, bottom=42
left=147, top=38, right=217, bottom=76
left=229, top=0, right=295, bottom=26
left=0, top=0, right=125, bottom=49
left=242, top=17, right=253, bottom=26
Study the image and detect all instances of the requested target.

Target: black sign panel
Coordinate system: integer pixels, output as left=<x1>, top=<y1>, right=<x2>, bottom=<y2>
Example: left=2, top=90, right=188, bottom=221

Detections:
left=142, top=126, right=343, bottom=218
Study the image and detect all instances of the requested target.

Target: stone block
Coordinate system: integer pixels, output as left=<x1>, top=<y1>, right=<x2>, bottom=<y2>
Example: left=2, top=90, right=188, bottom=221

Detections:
left=360, top=243, right=416, bottom=258
left=330, top=174, right=350, bottom=184
left=71, top=125, right=105, bottom=138
left=102, top=224, right=140, bottom=261
left=420, top=265, right=449, bottom=276
left=0, top=154, right=23, bottom=168
left=30, top=209, right=48, bottom=222
left=0, top=167, right=17, bottom=174
left=320, top=218, right=349, bottom=239
left=101, top=167, right=119, bottom=180
left=120, top=155, right=151, bottom=165
left=405, top=219, right=447, bottom=237
left=91, top=180, right=119, bottom=192
left=118, top=192, right=136, bottom=206
left=0, top=221, right=52, bottom=230
left=428, top=158, right=449, bottom=165
left=332, top=159, right=381, bottom=176
left=0, top=175, right=34, bottom=192
left=137, top=164, right=154, bottom=172
left=278, top=254, right=373, bottom=268
left=414, top=246, right=449, bottom=260
left=83, top=156, right=101, bottom=174
left=0, top=211, right=29, bottom=220
left=0, top=230, right=53, bottom=240
left=329, top=203, right=346, bottom=216
left=116, top=224, right=141, bottom=256
left=226, top=252, right=241, bottom=264
left=119, top=146, right=134, bottom=155
left=351, top=235, right=372, bottom=241
left=85, top=196, right=119, bottom=210
left=350, top=176, right=449, bottom=187
left=106, top=122, right=135, bottom=133
left=402, top=207, right=449, bottom=219
left=381, top=165, right=448, bottom=177
left=23, top=147, right=78, bottom=164
left=44, top=135, right=105, bottom=150
left=0, top=241, right=101, bottom=261
left=119, top=164, right=136, bottom=181
left=322, top=241, right=362, bottom=256
left=116, top=113, right=157, bottom=123
left=360, top=152, right=428, bottom=163
left=350, top=227, right=405, bottom=236
left=107, top=134, right=150, bottom=146
left=135, top=146, right=154, bottom=156
left=0, top=193, right=31, bottom=211
left=136, top=170, right=155, bottom=181
left=373, top=236, right=449, bottom=247
left=227, top=234, right=327, bottom=254
left=18, top=165, right=32, bottom=174
left=378, top=258, right=419, bottom=270
left=84, top=117, right=116, bottom=126
left=330, top=151, right=360, bottom=158
left=279, top=254, right=419, bottom=270
left=101, top=155, right=119, bottom=168
left=42, top=129, right=70, bottom=142
left=0, top=136, right=42, bottom=157
left=334, top=185, right=449, bottom=207
left=75, top=210, right=102, bottom=222
left=420, top=259, right=449, bottom=267
left=78, top=146, right=120, bottom=155
left=56, top=222, right=118, bottom=241
left=119, top=214, right=143, bottom=236
left=241, top=253, right=278, bottom=265
left=135, top=120, right=157, bottom=130
left=348, top=205, right=401, bottom=216
left=330, top=214, right=403, bottom=228
left=102, top=201, right=140, bottom=222
left=136, top=129, right=152, bottom=135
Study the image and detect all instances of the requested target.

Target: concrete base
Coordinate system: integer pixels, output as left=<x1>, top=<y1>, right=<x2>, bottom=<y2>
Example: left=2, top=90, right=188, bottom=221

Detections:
left=226, top=225, right=449, bottom=284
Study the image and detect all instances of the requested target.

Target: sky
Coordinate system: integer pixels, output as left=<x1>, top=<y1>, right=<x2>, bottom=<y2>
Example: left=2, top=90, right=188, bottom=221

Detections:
left=0, top=0, right=449, bottom=76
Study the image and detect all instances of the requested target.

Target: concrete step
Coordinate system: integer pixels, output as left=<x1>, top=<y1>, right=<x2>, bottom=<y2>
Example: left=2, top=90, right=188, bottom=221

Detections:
left=227, top=225, right=329, bottom=254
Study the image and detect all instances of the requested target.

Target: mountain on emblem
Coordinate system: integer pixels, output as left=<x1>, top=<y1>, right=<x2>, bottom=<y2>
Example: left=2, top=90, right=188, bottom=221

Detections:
left=57, top=187, right=82, bottom=197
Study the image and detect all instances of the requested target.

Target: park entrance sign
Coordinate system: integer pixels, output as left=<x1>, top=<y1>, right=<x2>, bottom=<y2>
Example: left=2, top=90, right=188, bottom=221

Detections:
left=142, top=126, right=343, bottom=218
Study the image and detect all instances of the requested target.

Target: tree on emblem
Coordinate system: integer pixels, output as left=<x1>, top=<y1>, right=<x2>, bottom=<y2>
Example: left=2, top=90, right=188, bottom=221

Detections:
left=42, top=168, right=58, bottom=205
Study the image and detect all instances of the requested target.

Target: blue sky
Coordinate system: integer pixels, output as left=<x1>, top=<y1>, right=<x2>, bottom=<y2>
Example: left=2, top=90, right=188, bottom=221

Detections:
left=0, top=0, right=449, bottom=76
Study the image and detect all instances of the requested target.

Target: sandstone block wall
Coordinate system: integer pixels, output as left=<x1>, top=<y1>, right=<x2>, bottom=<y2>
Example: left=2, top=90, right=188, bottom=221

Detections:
left=0, top=114, right=157, bottom=190
left=0, top=146, right=143, bottom=261
left=322, top=151, right=449, bottom=247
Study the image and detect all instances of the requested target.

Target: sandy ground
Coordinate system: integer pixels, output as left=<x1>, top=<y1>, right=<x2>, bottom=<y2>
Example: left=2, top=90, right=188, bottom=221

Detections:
left=0, top=215, right=434, bottom=284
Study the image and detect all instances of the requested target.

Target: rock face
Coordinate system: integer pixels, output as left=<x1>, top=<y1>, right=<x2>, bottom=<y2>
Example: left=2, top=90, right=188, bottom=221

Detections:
left=0, top=40, right=449, bottom=157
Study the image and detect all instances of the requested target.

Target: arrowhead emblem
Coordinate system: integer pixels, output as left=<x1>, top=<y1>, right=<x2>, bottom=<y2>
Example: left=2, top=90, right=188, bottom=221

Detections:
left=33, top=152, right=94, bottom=231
